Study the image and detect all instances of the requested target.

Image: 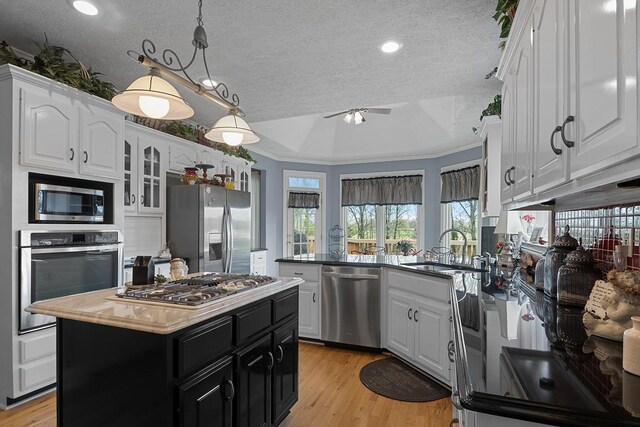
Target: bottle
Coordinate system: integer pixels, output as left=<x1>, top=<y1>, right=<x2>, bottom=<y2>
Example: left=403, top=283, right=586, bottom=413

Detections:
left=623, top=316, right=640, bottom=376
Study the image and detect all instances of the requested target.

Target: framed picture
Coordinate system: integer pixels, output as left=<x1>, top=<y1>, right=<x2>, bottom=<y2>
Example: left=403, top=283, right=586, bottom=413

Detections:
left=530, top=226, right=544, bottom=242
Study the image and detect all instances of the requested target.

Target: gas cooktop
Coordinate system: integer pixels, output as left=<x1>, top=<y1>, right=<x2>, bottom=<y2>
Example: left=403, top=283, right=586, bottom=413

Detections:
left=116, top=273, right=276, bottom=306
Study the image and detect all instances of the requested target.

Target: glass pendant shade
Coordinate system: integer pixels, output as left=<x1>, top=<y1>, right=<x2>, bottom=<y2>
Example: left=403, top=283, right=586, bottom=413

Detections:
left=205, top=114, right=259, bottom=145
left=354, top=111, right=364, bottom=124
left=112, top=70, right=194, bottom=120
left=343, top=112, right=353, bottom=124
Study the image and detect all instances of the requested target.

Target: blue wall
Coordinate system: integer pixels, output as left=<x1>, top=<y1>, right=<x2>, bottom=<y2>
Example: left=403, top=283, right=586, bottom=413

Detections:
left=250, top=147, right=481, bottom=275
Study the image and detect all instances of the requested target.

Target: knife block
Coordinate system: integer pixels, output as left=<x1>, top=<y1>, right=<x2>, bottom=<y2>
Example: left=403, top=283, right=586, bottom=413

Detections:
left=132, top=256, right=155, bottom=285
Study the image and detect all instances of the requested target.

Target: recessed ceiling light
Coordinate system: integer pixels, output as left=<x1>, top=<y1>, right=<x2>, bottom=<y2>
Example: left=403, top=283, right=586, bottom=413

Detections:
left=380, top=41, right=402, bottom=54
left=72, top=1, right=98, bottom=15
left=200, top=78, right=218, bottom=89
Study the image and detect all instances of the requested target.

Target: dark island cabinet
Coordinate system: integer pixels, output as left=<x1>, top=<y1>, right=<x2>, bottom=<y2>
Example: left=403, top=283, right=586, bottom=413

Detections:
left=272, top=319, right=298, bottom=425
left=237, top=334, right=273, bottom=427
left=55, top=287, right=299, bottom=427
left=179, top=356, right=234, bottom=427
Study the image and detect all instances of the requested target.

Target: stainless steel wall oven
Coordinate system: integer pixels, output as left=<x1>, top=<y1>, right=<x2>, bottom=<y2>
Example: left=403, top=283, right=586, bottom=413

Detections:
left=19, top=230, right=123, bottom=333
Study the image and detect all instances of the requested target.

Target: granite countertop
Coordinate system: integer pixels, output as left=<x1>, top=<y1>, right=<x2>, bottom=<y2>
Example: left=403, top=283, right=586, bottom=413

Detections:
left=27, top=276, right=303, bottom=335
left=451, top=271, right=640, bottom=426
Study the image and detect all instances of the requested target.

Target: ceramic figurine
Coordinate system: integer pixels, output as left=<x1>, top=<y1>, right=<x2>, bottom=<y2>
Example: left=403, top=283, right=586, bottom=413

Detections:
left=583, top=287, right=640, bottom=342
left=170, top=258, right=189, bottom=280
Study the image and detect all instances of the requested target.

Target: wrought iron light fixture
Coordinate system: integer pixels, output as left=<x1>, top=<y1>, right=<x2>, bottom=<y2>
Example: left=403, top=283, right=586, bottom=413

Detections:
left=112, top=0, right=259, bottom=145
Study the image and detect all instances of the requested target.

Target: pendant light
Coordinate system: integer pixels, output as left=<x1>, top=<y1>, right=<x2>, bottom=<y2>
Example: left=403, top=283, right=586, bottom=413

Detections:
left=205, top=113, right=260, bottom=146
left=112, top=69, right=194, bottom=120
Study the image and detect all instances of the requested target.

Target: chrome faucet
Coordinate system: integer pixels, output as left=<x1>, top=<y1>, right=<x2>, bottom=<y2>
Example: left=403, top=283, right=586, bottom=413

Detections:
left=439, top=228, right=467, bottom=264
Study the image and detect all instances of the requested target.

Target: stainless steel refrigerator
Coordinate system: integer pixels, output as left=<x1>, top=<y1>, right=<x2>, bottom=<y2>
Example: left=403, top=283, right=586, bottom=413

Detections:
left=167, top=184, right=251, bottom=274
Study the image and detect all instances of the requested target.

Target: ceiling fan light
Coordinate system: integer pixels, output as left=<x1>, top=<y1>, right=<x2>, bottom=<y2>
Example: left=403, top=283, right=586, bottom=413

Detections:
left=112, top=70, right=194, bottom=120
left=354, top=111, right=364, bottom=124
left=205, top=113, right=260, bottom=145
left=343, top=112, right=353, bottom=124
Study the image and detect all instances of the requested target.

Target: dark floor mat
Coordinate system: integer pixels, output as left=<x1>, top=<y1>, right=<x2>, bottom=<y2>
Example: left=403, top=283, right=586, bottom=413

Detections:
left=359, top=357, right=450, bottom=402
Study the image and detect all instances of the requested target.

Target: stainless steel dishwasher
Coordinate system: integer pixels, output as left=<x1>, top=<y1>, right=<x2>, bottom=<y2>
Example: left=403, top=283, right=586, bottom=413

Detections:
left=321, top=265, right=380, bottom=348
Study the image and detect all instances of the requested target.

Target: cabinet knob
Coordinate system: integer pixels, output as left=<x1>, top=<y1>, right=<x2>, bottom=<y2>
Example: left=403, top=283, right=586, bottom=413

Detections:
left=560, top=115, right=575, bottom=148
left=550, top=126, right=563, bottom=155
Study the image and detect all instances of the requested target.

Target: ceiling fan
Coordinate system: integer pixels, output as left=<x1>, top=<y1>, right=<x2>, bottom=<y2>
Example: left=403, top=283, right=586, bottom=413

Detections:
left=323, top=107, right=392, bottom=124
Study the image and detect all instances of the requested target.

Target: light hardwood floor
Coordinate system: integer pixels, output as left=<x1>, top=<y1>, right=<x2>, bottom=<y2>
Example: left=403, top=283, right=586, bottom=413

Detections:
left=0, top=342, right=452, bottom=427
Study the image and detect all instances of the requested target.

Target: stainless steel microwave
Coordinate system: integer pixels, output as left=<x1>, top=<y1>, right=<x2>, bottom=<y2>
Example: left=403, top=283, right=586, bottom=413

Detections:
left=34, top=183, right=105, bottom=223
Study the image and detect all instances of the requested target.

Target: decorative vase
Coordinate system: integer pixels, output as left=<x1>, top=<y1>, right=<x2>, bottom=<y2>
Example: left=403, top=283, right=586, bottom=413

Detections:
left=182, top=167, right=198, bottom=185
left=544, top=225, right=578, bottom=298
left=556, top=245, right=601, bottom=307
left=623, top=316, right=640, bottom=376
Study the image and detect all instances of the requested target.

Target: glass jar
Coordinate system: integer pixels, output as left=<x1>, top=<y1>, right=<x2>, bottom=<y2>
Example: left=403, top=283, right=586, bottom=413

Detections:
left=557, top=245, right=601, bottom=307
left=544, top=225, right=578, bottom=298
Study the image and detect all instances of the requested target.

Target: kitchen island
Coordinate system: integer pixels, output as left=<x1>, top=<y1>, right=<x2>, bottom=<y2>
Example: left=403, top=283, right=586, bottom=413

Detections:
left=28, top=276, right=303, bottom=427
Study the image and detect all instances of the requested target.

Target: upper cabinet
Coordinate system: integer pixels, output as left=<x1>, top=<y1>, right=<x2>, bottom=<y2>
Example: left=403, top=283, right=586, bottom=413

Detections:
left=124, top=123, right=166, bottom=215
left=498, top=0, right=639, bottom=207
left=479, top=115, right=502, bottom=217
left=17, top=74, right=123, bottom=179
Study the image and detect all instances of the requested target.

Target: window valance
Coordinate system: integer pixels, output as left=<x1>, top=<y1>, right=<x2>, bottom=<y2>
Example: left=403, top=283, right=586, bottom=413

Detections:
left=440, top=165, right=480, bottom=203
left=288, top=192, right=320, bottom=209
left=341, top=175, right=422, bottom=206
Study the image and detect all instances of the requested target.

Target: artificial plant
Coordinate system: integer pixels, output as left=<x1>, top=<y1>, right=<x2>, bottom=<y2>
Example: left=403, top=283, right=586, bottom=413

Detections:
left=480, top=94, right=502, bottom=120
left=0, top=37, right=116, bottom=100
left=493, top=0, right=519, bottom=50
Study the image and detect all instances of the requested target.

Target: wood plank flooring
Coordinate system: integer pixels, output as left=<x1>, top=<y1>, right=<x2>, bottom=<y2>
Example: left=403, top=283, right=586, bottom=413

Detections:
left=0, top=342, right=451, bottom=427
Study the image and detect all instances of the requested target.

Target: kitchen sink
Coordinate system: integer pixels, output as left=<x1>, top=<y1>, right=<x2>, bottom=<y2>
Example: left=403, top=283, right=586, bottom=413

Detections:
left=401, top=261, right=486, bottom=274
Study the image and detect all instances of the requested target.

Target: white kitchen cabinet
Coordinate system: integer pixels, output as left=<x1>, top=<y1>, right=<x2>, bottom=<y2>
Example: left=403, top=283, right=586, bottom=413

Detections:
left=278, top=262, right=321, bottom=339
left=79, top=108, right=122, bottom=179
left=479, top=116, right=502, bottom=217
left=238, top=164, right=251, bottom=192
left=499, top=0, right=640, bottom=206
left=14, top=328, right=56, bottom=396
left=531, top=0, right=568, bottom=194
left=385, top=269, right=452, bottom=384
left=250, top=250, right=267, bottom=275
left=123, top=123, right=166, bottom=215
left=566, top=0, right=639, bottom=180
left=19, top=83, right=123, bottom=179
left=298, top=282, right=320, bottom=338
left=20, top=86, right=78, bottom=173
left=168, top=141, right=198, bottom=174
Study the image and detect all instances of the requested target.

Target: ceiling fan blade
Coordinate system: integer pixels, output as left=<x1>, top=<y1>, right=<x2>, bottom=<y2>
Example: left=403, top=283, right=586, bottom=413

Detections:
left=366, top=108, right=392, bottom=115
left=323, top=111, right=349, bottom=119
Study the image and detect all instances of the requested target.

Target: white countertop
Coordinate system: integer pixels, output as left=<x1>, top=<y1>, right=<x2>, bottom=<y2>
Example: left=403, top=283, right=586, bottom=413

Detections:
left=27, top=277, right=303, bottom=335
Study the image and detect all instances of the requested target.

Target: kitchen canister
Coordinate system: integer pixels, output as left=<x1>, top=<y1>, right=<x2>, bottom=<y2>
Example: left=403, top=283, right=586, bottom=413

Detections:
left=534, top=257, right=546, bottom=291
left=557, top=245, right=601, bottom=307
left=623, top=316, right=640, bottom=376
left=544, top=225, right=578, bottom=298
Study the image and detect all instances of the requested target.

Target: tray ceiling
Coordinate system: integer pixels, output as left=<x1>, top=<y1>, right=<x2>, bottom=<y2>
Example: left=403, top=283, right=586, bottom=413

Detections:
left=0, top=0, right=502, bottom=163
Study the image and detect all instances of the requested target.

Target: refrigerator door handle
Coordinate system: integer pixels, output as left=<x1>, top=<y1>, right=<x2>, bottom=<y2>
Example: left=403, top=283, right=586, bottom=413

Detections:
left=226, top=205, right=234, bottom=272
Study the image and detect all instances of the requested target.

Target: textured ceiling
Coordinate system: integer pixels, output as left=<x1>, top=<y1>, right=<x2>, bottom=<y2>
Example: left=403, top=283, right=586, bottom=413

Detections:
left=0, top=0, right=502, bottom=163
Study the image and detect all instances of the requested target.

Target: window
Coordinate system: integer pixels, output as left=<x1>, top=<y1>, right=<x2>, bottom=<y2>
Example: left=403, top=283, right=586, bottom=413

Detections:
left=250, top=169, right=261, bottom=249
left=283, top=171, right=326, bottom=256
left=341, top=172, right=424, bottom=255
left=441, top=200, right=479, bottom=259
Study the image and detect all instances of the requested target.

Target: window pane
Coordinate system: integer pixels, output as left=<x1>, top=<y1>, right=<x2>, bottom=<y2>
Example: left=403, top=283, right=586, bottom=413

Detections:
left=346, top=205, right=377, bottom=254
left=384, top=204, right=418, bottom=255
left=288, top=177, right=320, bottom=189
left=446, top=200, right=478, bottom=258
left=293, top=208, right=316, bottom=255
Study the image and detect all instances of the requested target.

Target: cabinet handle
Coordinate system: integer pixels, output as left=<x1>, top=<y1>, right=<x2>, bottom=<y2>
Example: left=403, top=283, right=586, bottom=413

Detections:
left=449, top=418, right=460, bottom=427
left=408, top=308, right=413, bottom=320
left=140, top=195, right=144, bottom=205
left=294, top=272, right=303, bottom=276
left=509, top=166, right=516, bottom=184
left=276, top=345, right=284, bottom=363
left=83, top=151, right=88, bottom=163
left=414, top=310, right=418, bottom=322
left=312, top=292, right=316, bottom=303
left=503, top=169, right=511, bottom=186
left=550, top=125, right=563, bottom=155
left=224, top=379, right=235, bottom=401
left=131, top=194, right=136, bottom=204
left=69, top=148, right=75, bottom=161
left=448, top=340, right=456, bottom=363
left=451, top=391, right=463, bottom=410
left=560, top=115, right=575, bottom=148
left=267, top=351, right=274, bottom=371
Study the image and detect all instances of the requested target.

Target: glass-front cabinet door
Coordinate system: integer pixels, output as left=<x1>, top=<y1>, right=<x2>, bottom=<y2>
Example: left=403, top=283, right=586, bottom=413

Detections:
left=137, top=138, right=165, bottom=214
left=123, top=139, right=137, bottom=213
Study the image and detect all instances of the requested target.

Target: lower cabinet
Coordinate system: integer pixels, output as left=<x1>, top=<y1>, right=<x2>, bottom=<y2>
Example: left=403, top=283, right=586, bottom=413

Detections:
left=272, top=319, right=299, bottom=425
left=237, top=335, right=273, bottom=427
left=179, top=356, right=234, bottom=427
left=298, top=282, right=320, bottom=338
left=386, top=269, right=452, bottom=385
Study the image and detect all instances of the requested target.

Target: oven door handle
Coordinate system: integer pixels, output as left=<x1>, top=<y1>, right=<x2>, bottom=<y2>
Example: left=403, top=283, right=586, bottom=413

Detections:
left=29, top=244, right=121, bottom=254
